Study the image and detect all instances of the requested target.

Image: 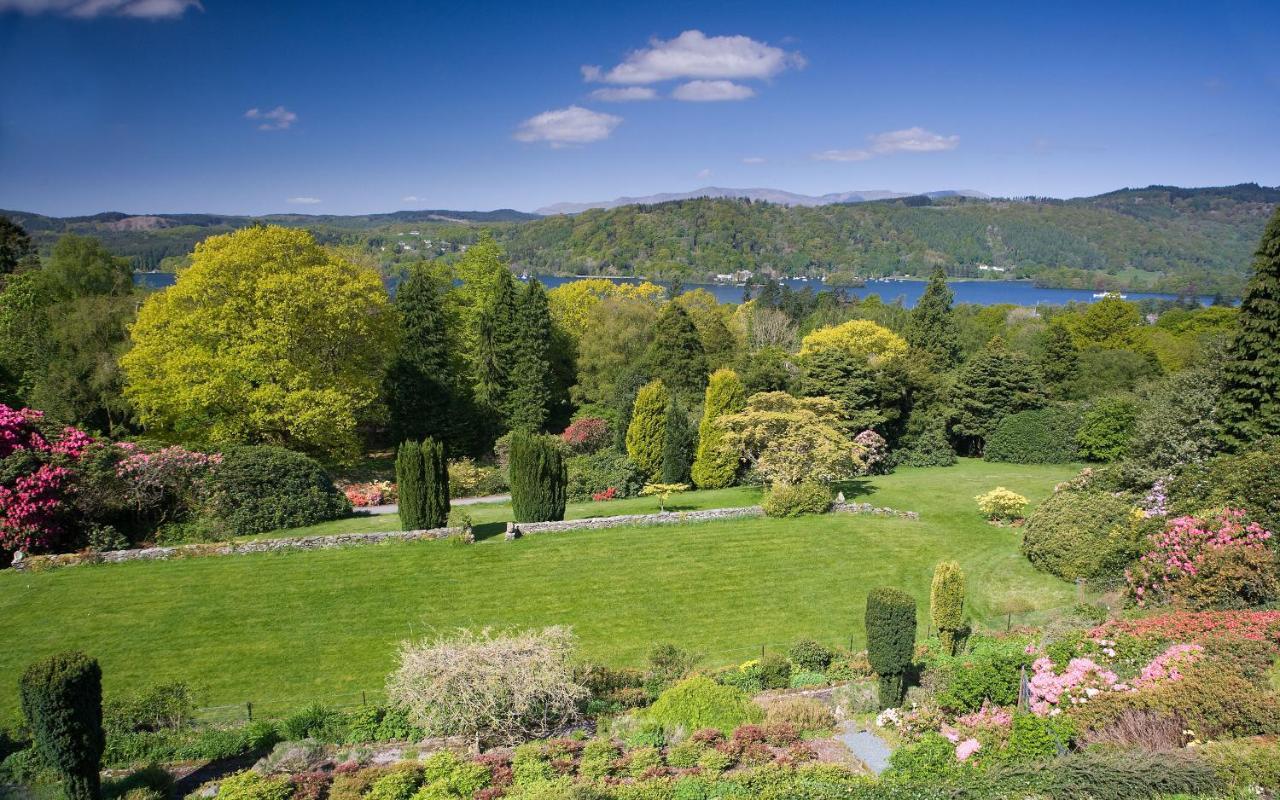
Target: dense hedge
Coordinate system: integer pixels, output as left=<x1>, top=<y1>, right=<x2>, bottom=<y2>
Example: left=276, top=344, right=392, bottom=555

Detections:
left=566, top=451, right=646, bottom=502
left=865, top=587, right=917, bottom=708
left=19, top=652, right=104, bottom=800
left=761, top=482, right=831, bottom=517
left=892, top=416, right=957, bottom=468
left=1170, top=438, right=1280, bottom=533
left=396, top=439, right=450, bottom=530
left=1021, top=487, right=1138, bottom=580
left=206, top=446, right=350, bottom=535
left=983, top=406, right=1082, bottom=464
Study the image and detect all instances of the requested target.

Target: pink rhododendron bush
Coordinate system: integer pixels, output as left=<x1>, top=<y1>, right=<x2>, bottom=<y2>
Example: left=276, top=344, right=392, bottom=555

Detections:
left=339, top=480, right=396, bottom=507
left=0, top=405, right=91, bottom=560
left=1126, top=508, right=1276, bottom=609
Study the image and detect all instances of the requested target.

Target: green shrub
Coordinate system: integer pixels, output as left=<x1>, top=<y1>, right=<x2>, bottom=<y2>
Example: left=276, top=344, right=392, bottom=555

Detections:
left=1200, top=737, right=1280, bottom=791
left=281, top=704, right=349, bottom=743
left=1002, top=712, right=1072, bottom=764
left=396, top=439, right=426, bottom=529
left=509, top=432, right=568, bottom=523
left=625, top=380, right=669, bottom=480
left=892, top=415, right=957, bottom=468
left=788, top=671, right=827, bottom=689
left=103, top=764, right=174, bottom=800
left=987, top=749, right=1221, bottom=800
left=788, top=639, right=835, bottom=673
left=691, top=369, right=746, bottom=489
left=929, top=561, right=966, bottom=656
left=215, top=770, right=293, bottom=800
left=365, top=764, right=423, bottom=800
left=974, top=487, right=1028, bottom=521
left=104, top=681, right=195, bottom=734
left=512, top=742, right=556, bottom=786
left=885, top=732, right=964, bottom=783
left=757, top=653, right=791, bottom=690
left=761, top=482, right=831, bottom=518
left=19, top=651, right=105, bottom=800
left=566, top=450, right=646, bottom=502
left=984, top=406, right=1082, bottom=464
left=1170, top=437, right=1280, bottom=533
left=1076, top=395, right=1139, bottom=462
left=1021, top=487, right=1138, bottom=580
left=578, top=738, right=619, bottom=779
left=933, top=637, right=1032, bottom=712
left=660, top=400, right=695, bottom=484
left=206, top=446, right=349, bottom=535
left=646, top=677, right=763, bottom=735
left=865, top=588, right=917, bottom=709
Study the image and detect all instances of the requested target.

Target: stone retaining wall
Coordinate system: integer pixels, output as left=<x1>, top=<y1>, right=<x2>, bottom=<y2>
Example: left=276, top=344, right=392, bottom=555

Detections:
left=11, top=525, right=466, bottom=572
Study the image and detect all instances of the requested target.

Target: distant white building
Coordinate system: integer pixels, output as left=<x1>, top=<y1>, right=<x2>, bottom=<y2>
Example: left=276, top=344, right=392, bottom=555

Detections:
left=977, top=264, right=1007, bottom=273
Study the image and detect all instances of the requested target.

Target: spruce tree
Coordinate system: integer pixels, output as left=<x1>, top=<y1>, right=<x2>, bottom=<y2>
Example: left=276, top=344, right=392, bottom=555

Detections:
left=906, top=267, right=961, bottom=367
left=396, top=439, right=428, bottom=530
left=660, top=398, right=695, bottom=484
left=930, top=561, right=966, bottom=656
left=1219, top=207, right=1280, bottom=449
left=865, top=588, right=917, bottom=709
left=509, top=432, right=568, bottom=523
left=473, top=269, right=520, bottom=425
left=951, top=337, right=1047, bottom=455
left=691, top=368, right=747, bottom=488
left=385, top=266, right=458, bottom=447
left=644, top=303, right=708, bottom=404
left=798, top=347, right=881, bottom=433
left=625, top=379, right=669, bottom=479
left=1039, top=320, right=1079, bottom=396
left=19, top=651, right=104, bottom=800
left=507, top=278, right=555, bottom=433
left=422, top=437, right=451, bottom=529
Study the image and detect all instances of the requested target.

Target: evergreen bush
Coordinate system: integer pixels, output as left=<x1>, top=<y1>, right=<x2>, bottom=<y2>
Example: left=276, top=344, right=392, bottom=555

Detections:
left=984, top=406, right=1082, bottom=464
left=1021, top=487, right=1138, bottom=580
left=509, top=432, right=568, bottom=523
left=645, top=677, right=762, bottom=735
left=930, top=561, right=966, bottom=656
left=761, top=482, right=832, bottom=517
left=422, top=438, right=450, bottom=529
left=206, top=446, right=350, bottom=535
left=864, top=587, right=917, bottom=709
left=625, top=380, right=668, bottom=479
left=395, top=439, right=426, bottom=530
left=1076, top=395, right=1139, bottom=462
left=892, top=415, right=957, bottom=467
left=660, top=399, right=695, bottom=484
left=19, top=651, right=105, bottom=800
left=690, top=368, right=746, bottom=489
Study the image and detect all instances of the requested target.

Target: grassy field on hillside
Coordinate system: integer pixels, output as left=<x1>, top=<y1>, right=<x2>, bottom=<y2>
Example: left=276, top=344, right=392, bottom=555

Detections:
left=0, top=460, right=1080, bottom=720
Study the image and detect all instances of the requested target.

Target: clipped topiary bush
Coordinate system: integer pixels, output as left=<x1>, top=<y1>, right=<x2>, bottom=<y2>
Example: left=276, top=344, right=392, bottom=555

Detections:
left=930, top=561, right=966, bottom=656
left=788, top=639, right=835, bottom=673
left=762, top=481, right=831, bottom=518
left=205, top=445, right=349, bottom=535
left=421, top=438, right=450, bottom=530
left=865, top=587, right=917, bottom=709
left=395, top=439, right=426, bottom=530
left=645, top=676, right=763, bottom=735
left=1021, top=486, right=1138, bottom=580
left=975, top=487, right=1028, bottom=521
left=508, top=432, right=568, bottom=523
left=984, top=406, right=1082, bottom=464
left=19, top=651, right=105, bottom=800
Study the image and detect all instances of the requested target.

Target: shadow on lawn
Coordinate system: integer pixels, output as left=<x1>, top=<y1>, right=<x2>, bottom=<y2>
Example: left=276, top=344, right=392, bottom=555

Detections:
left=830, top=479, right=874, bottom=499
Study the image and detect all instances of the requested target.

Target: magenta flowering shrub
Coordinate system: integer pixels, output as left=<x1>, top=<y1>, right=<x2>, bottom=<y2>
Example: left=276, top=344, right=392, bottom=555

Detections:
left=0, top=404, right=93, bottom=560
left=1126, top=508, right=1273, bottom=607
left=561, top=418, right=610, bottom=454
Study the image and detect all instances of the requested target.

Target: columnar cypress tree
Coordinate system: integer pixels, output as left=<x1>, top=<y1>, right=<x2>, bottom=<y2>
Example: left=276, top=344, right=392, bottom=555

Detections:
left=660, top=399, right=695, bottom=484
left=19, top=652, right=104, bottom=800
left=508, top=279, right=555, bottom=433
left=1219, top=207, right=1280, bottom=449
left=625, top=380, right=669, bottom=479
left=951, top=337, right=1047, bottom=455
left=385, top=266, right=458, bottom=447
left=509, top=432, right=568, bottom=522
left=473, top=269, right=520, bottom=424
left=396, top=439, right=428, bottom=530
left=906, top=267, right=961, bottom=367
left=422, top=437, right=451, bottom=529
left=644, top=303, right=708, bottom=404
left=865, top=587, right=917, bottom=709
left=1039, top=320, right=1080, bottom=396
left=930, top=561, right=966, bottom=656
left=691, top=368, right=747, bottom=488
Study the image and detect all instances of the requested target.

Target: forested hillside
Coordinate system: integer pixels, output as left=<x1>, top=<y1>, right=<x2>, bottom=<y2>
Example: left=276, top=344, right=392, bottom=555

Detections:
left=498, top=184, right=1280, bottom=295
left=3, top=184, right=1276, bottom=294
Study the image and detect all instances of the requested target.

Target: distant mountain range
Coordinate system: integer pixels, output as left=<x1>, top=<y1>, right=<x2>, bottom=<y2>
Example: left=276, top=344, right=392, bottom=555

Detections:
left=535, top=187, right=990, bottom=215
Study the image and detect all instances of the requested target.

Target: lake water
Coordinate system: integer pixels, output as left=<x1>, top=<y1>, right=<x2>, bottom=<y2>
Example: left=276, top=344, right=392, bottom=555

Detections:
left=133, top=271, right=1215, bottom=308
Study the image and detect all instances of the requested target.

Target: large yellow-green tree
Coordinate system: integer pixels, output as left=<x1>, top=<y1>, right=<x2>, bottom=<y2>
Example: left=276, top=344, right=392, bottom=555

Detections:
left=121, top=226, right=397, bottom=462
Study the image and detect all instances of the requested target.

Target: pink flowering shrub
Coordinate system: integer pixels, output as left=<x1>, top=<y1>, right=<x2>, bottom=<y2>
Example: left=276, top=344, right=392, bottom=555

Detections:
left=1133, top=643, right=1202, bottom=688
left=0, top=404, right=93, bottom=560
left=339, top=481, right=396, bottom=507
left=854, top=430, right=888, bottom=475
left=1126, top=508, right=1273, bottom=608
left=954, top=738, right=981, bottom=762
left=561, top=418, right=610, bottom=454
left=956, top=702, right=1013, bottom=730
left=1092, top=610, right=1280, bottom=648
left=1027, top=657, right=1124, bottom=715
left=115, top=444, right=222, bottom=519
left=0, top=405, right=53, bottom=458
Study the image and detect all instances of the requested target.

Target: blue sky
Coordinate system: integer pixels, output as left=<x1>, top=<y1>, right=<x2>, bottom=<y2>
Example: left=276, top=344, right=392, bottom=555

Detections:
left=1, top=0, right=1278, bottom=216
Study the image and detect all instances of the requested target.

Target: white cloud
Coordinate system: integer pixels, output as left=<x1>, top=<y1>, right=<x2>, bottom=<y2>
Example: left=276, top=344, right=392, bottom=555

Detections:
left=672, top=80, right=755, bottom=102
left=0, top=0, right=200, bottom=17
left=742, top=156, right=766, bottom=164
left=583, top=30, right=803, bottom=85
left=588, top=87, right=658, bottom=102
left=245, top=106, right=297, bottom=131
left=401, top=196, right=423, bottom=203
left=814, top=126, right=959, bottom=162
left=513, top=105, right=622, bottom=147
left=287, top=197, right=321, bottom=205
left=696, top=168, right=712, bottom=178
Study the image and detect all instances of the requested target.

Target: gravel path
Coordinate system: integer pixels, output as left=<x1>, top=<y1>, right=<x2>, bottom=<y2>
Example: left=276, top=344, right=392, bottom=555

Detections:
left=836, top=721, right=894, bottom=775
left=355, top=494, right=511, bottom=516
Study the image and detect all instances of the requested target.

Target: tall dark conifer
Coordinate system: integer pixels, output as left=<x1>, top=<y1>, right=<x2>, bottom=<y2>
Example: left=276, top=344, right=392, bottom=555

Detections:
left=644, top=303, right=707, bottom=404
left=385, top=267, right=457, bottom=446
left=660, top=398, right=695, bottom=483
left=1039, top=320, right=1080, bottom=396
left=422, top=437, right=451, bottom=529
left=906, top=267, right=960, bottom=367
left=396, top=440, right=428, bottom=530
left=951, top=337, right=1046, bottom=455
left=473, top=269, right=520, bottom=425
left=1219, top=208, right=1280, bottom=449
left=508, top=279, right=554, bottom=432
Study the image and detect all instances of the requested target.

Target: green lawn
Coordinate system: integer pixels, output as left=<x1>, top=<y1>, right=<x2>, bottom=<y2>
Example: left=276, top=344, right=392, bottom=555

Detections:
left=0, top=460, right=1079, bottom=720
